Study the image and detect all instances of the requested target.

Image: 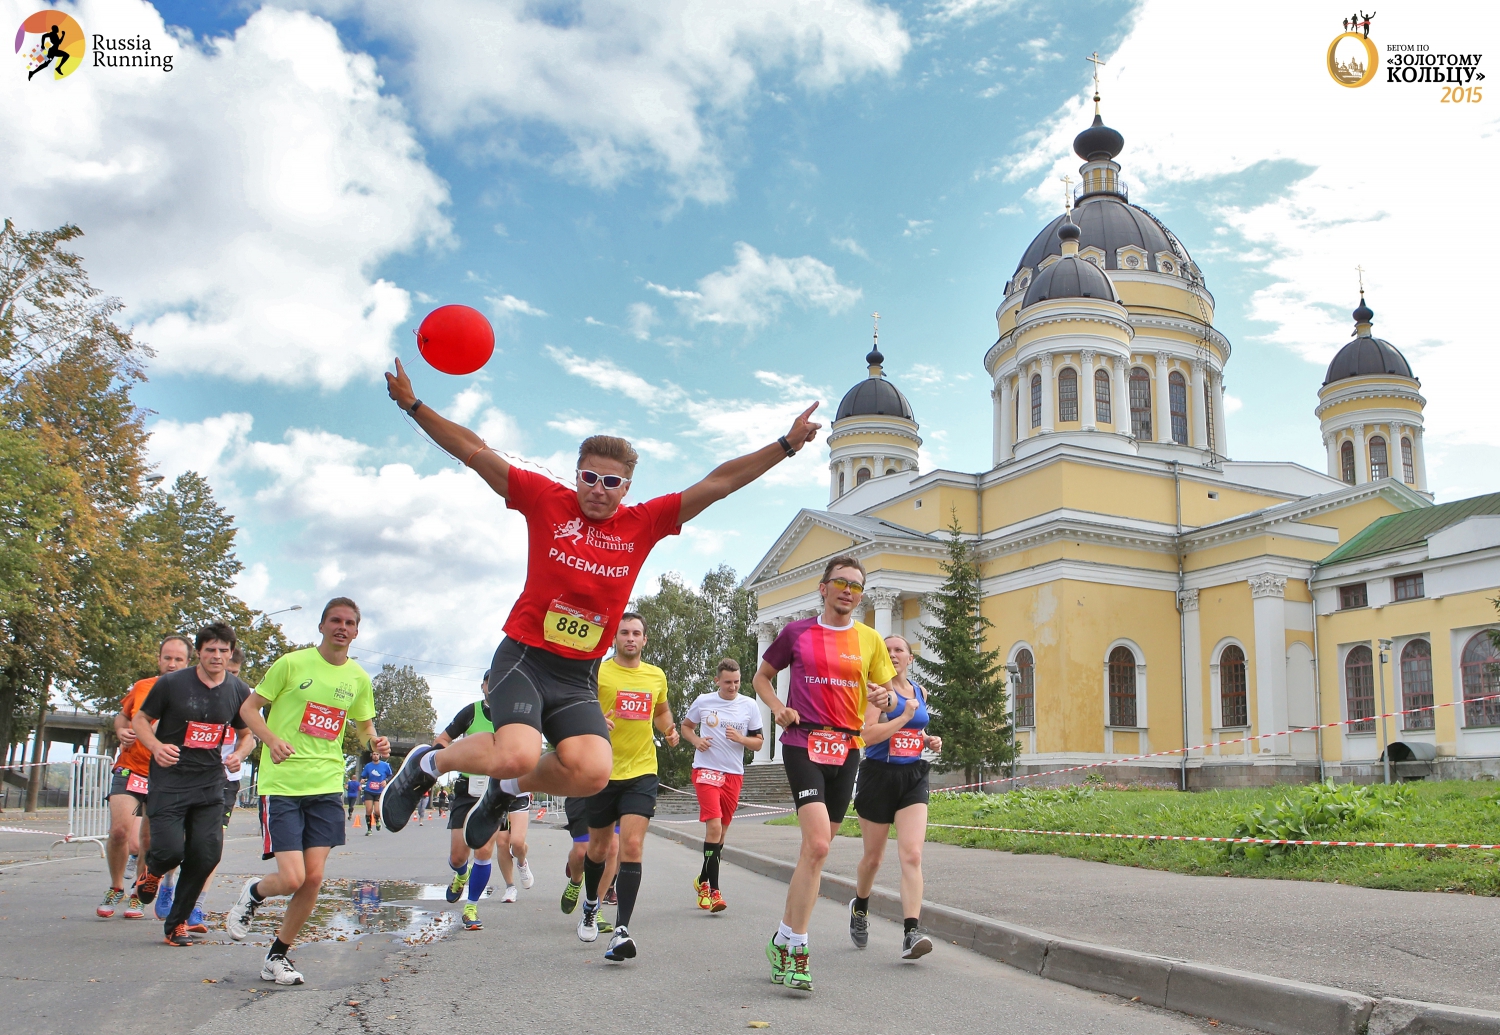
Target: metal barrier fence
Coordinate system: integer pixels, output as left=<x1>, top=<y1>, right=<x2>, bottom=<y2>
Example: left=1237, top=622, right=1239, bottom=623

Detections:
left=55, top=753, right=111, bottom=857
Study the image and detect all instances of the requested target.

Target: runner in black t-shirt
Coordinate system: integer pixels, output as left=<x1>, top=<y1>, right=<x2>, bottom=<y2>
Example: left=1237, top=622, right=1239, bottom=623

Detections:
left=131, top=622, right=252, bottom=946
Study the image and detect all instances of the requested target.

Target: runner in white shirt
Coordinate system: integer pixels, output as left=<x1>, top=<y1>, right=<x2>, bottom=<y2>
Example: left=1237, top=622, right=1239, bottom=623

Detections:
left=680, top=659, right=763, bottom=912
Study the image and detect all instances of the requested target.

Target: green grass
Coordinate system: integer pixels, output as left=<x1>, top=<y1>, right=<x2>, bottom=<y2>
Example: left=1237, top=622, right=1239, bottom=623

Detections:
left=769, top=780, right=1500, bottom=894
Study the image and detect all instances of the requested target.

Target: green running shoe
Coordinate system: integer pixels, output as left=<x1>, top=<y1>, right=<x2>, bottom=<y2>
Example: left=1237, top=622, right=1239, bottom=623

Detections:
left=446, top=864, right=471, bottom=904
left=462, top=902, right=482, bottom=930
left=766, top=934, right=788, bottom=986
left=596, top=916, right=614, bottom=934
left=560, top=878, right=581, bottom=914
left=784, top=943, right=813, bottom=992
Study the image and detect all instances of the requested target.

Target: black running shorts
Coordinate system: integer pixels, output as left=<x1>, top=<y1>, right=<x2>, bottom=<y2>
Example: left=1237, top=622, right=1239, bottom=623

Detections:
left=259, top=793, right=346, bottom=860
left=565, top=796, right=590, bottom=841
left=108, top=767, right=147, bottom=808
left=853, top=757, right=930, bottom=825
left=585, top=773, right=659, bottom=828
left=486, top=637, right=610, bottom=745
left=781, top=744, right=861, bottom=826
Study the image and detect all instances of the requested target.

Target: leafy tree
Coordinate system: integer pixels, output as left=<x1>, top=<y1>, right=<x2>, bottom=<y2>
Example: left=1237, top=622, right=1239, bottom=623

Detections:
left=913, top=511, right=1014, bottom=786
left=372, top=664, right=438, bottom=741
left=630, top=564, right=758, bottom=788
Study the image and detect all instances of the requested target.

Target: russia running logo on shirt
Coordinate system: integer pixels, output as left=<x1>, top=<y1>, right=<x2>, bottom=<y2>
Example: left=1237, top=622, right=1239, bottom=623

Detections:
left=553, top=518, right=585, bottom=544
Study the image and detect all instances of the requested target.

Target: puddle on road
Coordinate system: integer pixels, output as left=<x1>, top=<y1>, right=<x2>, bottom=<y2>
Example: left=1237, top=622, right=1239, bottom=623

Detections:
left=217, top=876, right=459, bottom=945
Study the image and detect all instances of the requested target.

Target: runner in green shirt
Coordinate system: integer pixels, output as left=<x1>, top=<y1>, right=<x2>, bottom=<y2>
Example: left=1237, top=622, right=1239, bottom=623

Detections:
left=226, top=597, right=388, bottom=985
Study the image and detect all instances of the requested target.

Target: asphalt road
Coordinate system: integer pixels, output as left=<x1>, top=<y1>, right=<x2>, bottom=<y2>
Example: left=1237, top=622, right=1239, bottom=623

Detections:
left=2, top=807, right=1256, bottom=1035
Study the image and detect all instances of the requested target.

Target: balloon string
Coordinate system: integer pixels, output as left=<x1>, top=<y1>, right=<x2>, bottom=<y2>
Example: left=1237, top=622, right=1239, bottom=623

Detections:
left=398, top=412, right=572, bottom=487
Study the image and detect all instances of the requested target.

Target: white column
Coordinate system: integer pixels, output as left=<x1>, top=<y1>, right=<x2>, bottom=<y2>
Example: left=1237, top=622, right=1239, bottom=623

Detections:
left=1414, top=427, right=1428, bottom=490
left=1154, top=353, right=1171, bottom=444
left=1116, top=356, right=1132, bottom=436
left=750, top=622, right=777, bottom=763
left=1180, top=590, right=1204, bottom=758
left=1249, top=575, right=1290, bottom=757
left=867, top=588, right=900, bottom=638
left=1190, top=360, right=1209, bottom=449
left=873, top=454, right=885, bottom=477
left=997, top=378, right=1013, bottom=462
left=1080, top=350, right=1097, bottom=430
left=1039, top=355, right=1054, bottom=433
left=991, top=387, right=1003, bottom=466
left=1015, top=373, right=1026, bottom=442
left=1212, top=370, right=1228, bottom=456
left=1353, top=425, right=1368, bottom=485
left=829, top=463, right=839, bottom=502
left=1325, top=433, right=1339, bottom=479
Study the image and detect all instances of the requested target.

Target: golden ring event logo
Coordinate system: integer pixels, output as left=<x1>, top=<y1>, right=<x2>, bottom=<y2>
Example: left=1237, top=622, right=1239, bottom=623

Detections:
left=1326, top=11, right=1485, bottom=100
left=15, top=9, right=84, bottom=81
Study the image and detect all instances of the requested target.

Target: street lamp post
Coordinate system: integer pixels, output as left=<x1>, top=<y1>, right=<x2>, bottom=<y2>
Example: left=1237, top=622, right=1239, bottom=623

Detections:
left=1377, top=638, right=1393, bottom=785
left=265, top=605, right=303, bottom=619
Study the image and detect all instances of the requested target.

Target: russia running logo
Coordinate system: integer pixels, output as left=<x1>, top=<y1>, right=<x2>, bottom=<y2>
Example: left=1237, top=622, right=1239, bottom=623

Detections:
left=16, top=9, right=84, bottom=81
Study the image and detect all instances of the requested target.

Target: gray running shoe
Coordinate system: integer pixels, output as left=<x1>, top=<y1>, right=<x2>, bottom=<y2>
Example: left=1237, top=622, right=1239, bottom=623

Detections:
left=379, top=746, right=437, bottom=833
left=604, top=925, right=636, bottom=962
left=848, top=899, right=869, bottom=949
left=577, top=902, right=600, bottom=943
left=462, top=779, right=514, bottom=850
left=901, top=929, right=933, bottom=960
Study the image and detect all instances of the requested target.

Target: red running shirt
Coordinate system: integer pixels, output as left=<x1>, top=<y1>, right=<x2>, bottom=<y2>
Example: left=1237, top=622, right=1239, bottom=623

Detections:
left=503, top=467, right=682, bottom=660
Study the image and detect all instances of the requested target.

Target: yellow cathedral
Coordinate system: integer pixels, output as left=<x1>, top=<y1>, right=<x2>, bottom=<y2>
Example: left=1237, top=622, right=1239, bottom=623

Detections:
left=745, top=106, right=1500, bottom=787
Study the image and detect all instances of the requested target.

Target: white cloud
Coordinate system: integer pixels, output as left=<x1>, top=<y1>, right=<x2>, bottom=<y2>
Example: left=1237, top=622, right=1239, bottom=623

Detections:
left=927, top=0, right=1019, bottom=22
left=149, top=412, right=254, bottom=482
left=0, top=2, right=450, bottom=389
left=1223, top=394, right=1245, bottom=415
left=314, top=0, right=910, bottom=204
left=646, top=242, right=861, bottom=328
left=488, top=294, right=548, bottom=318
left=901, top=219, right=933, bottom=238
left=1009, top=1, right=1500, bottom=483
left=627, top=302, right=660, bottom=340
left=449, top=385, right=492, bottom=424
left=831, top=235, right=870, bottom=259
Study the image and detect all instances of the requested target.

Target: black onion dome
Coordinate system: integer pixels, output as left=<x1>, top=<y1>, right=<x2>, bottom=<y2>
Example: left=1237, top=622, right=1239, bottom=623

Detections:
left=1015, top=197, right=1184, bottom=275
left=1352, top=300, right=1374, bottom=324
left=1073, top=114, right=1125, bottom=161
left=1057, top=219, right=1081, bottom=242
left=1022, top=255, right=1116, bottom=307
left=1323, top=336, right=1414, bottom=385
left=836, top=376, right=915, bottom=421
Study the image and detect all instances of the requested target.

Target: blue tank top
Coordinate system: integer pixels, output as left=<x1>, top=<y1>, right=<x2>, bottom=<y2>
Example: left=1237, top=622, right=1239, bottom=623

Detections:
left=863, top=681, right=929, bottom=764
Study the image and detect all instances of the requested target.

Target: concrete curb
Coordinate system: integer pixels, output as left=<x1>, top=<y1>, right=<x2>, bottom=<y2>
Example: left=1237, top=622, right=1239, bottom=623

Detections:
left=651, top=822, right=1500, bottom=1035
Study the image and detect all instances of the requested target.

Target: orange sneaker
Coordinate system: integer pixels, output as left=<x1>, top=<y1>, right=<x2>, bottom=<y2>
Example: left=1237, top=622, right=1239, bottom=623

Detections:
left=164, top=923, right=193, bottom=947
left=696, top=885, right=713, bottom=910
left=134, top=872, right=161, bottom=905
left=708, top=889, right=727, bottom=913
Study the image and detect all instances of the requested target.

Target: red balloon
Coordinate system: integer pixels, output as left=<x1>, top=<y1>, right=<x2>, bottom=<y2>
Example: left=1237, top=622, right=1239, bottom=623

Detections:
left=416, top=305, right=494, bottom=375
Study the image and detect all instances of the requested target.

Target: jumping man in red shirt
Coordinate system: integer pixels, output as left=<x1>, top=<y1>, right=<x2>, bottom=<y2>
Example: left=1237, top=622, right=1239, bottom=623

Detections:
left=378, top=358, right=821, bottom=847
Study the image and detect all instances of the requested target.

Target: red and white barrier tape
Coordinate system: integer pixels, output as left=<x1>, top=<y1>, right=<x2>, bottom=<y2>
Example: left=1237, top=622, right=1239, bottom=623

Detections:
left=934, top=690, right=1500, bottom=795
left=926, top=822, right=1500, bottom=850
left=0, top=826, right=62, bottom=836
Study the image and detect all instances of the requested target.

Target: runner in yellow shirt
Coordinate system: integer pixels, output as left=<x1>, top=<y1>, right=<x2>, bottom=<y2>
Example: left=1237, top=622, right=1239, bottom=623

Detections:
left=576, top=613, right=678, bottom=962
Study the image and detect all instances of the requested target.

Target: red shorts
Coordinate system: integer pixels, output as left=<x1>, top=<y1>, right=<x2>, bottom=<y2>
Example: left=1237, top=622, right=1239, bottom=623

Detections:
left=693, top=769, right=744, bottom=824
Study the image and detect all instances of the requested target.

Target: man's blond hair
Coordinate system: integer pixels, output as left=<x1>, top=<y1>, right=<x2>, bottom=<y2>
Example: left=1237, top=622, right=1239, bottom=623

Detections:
left=578, top=435, right=639, bottom=477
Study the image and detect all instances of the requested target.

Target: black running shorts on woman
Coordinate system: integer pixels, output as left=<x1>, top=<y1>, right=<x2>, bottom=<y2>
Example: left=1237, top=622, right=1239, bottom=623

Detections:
left=853, top=757, right=930, bottom=825
left=781, top=744, right=861, bottom=825
left=485, top=637, right=609, bottom=745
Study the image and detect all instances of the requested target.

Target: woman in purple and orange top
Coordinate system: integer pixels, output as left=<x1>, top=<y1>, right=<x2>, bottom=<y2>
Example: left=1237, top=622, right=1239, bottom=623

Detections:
left=849, top=634, right=941, bottom=962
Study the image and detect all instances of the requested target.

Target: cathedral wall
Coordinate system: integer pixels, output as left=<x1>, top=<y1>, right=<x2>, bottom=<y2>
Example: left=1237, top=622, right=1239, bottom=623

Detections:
left=983, top=540, right=1178, bottom=579
left=1183, top=534, right=1327, bottom=572
left=1177, top=482, right=1292, bottom=528
left=1318, top=394, right=1423, bottom=423
left=1301, top=496, right=1408, bottom=546
left=1195, top=580, right=1261, bottom=749
left=777, top=526, right=856, bottom=574
left=757, top=575, right=819, bottom=610
left=870, top=486, right=977, bottom=534
left=1115, top=281, right=1215, bottom=323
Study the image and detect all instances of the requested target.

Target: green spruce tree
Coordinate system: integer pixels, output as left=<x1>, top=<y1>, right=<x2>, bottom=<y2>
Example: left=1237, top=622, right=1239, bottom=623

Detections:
left=912, top=511, right=1014, bottom=787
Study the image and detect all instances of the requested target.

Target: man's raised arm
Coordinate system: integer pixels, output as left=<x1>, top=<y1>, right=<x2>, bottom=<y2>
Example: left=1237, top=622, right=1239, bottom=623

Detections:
left=678, top=403, right=822, bottom=524
left=385, top=358, right=511, bottom=498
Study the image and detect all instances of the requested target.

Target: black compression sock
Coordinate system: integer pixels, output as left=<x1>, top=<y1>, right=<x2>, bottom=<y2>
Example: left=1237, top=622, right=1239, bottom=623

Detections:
left=854, top=896, right=870, bottom=914
left=582, top=855, right=605, bottom=903
left=705, top=842, right=723, bottom=890
left=268, top=937, right=292, bottom=958
left=904, top=917, right=919, bottom=934
left=614, top=862, right=642, bottom=929
left=699, top=844, right=711, bottom=884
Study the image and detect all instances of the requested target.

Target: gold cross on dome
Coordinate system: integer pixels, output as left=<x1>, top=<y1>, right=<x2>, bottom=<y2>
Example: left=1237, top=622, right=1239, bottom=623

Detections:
left=1355, top=264, right=1366, bottom=295
left=1061, top=174, right=1074, bottom=210
left=1087, top=51, right=1106, bottom=111
left=871, top=311, right=880, bottom=344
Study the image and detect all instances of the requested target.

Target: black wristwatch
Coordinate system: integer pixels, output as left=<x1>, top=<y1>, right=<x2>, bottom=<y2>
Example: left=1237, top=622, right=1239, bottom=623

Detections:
left=778, top=435, right=797, bottom=457
left=406, top=398, right=423, bottom=414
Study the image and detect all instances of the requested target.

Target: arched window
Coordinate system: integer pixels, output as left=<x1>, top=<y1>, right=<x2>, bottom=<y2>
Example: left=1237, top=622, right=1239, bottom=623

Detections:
left=1204, top=380, right=1216, bottom=453
left=1219, top=645, right=1248, bottom=727
left=838, top=471, right=845, bottom=495
left=884, top=467, right=896, bottom=477
left=1013, top=649, right=1035, bottom=728
left=1461, top=632, right=1500, bottom=728
left=1345, top=645, right=1375, bottom=733
left=1094, top=368, right=1112, bottom=424
left=1030, top=374, right=1042, bottom=428
left=856, top=467, right=871, bottom=486
left=1058, top=368, right=1078, bottom=422
left=1129, top=368, right=1153, bottom=440
left=1340, top=440, right=1356, bottom=484
left=1370, top=436, right=1389, bottom=480
left=1107, top=646, right=1138, bottom=726
left=1400, top=639, right=1434, bottom=731
left=1401, top=437, right=1415, bottom=483
left=1169, top=371, right=1189, bottom=444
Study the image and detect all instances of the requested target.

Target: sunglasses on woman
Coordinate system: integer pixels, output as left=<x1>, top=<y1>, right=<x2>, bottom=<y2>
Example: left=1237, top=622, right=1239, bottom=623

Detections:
left=578, top=469, right=631, bottom=490
left=824, top=577, right=865, bottom=595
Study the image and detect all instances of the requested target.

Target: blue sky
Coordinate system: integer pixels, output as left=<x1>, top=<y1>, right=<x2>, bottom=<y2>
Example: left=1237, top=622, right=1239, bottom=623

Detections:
left=6, top=0, right=1495, bottom=715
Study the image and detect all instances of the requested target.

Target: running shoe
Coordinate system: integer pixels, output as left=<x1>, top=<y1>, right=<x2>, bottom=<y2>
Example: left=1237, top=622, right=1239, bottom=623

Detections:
left=603, top=884, right=617, bottom=906
left=848, top=899, right=869, bottom=949
left=260, top=954, right=304, bottom=985
left=596, top=916, right=614, bottom=934
left=378, top=745, right=437, bottom=833
left=708, top=889, right=727, bottom=913
left=462, top=780, right=514, bottom=851
left=364, top=827, right=371, bottom=836
left=164, top=923, right=193, bottom=947
left=901, top=929, right=933, bottom=960
left=515, top=857, right=534, bottom=890
left=445, top=863, right=471, bottom=904
left=693, top=875, right=706, bottom=896
left=501, top=885, right=518, bottom=903
left=577, top=902, right=600, bottom=943
left=154, top=879, right=174, bottom=920
left=604, top=925, right=636, bottom=962
left=225, top=878, right=261, bottom=941
left=134, top=872, right=161, bottom=905
left=123, top=895, right=145, bottom=919
left=560, top=879, right=582, bottom=914
left=765, top=934, right=788, bottom=985
left=697, top=885, right=713, bottom=910
left=462, top=903, right=482, bottom=930
left=784, top=944, right=814, bottom=992
left=97, top=888, right=124, bottom=918
left=187, top=906, right=209, bottom=934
